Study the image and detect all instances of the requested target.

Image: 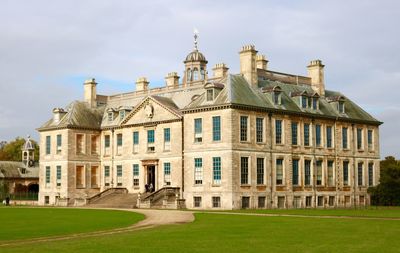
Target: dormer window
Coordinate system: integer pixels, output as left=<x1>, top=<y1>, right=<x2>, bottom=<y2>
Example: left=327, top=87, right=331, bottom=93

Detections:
left=108, top=112, right=114, bottom=122
left=120, top=110, right=125, bottom=120
left=207, top=89, right=214, bottom=101
left=338, top=101, right=345, bottom=113
left=273, top=92, right=281, bottom=105
left=301, top=96, right=308, bottom=108
left=312, top=97, right=318, bottom=110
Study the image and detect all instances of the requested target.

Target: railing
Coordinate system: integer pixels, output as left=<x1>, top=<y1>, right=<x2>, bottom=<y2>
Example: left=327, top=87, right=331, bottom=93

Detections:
left=86, top=188, right=127, bottom=204
left=141, top=187, right=180, bottom=206
left=1, top=192, right=38, bottom=201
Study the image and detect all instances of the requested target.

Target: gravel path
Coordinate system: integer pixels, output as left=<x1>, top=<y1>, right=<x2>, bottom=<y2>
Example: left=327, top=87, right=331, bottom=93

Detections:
left=0, top=208, right=194, bottom=248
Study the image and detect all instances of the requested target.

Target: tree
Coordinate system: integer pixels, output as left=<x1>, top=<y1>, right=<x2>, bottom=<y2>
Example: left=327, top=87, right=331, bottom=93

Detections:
left=0, top=137, right=39, bottom=162
left=368, top=156, right=400, bottom=206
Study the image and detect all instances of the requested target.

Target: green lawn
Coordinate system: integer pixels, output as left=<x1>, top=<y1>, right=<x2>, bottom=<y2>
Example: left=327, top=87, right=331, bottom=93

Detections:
left=0, top=207, right=144, bottom=241
left=2, top=211, right=400, bottom=253
left=212, top=206, right=400, bottom=218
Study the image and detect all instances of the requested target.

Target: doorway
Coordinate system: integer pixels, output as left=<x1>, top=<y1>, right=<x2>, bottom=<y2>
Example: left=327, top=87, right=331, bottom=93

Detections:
left=147, top=165, right=155, bottom=192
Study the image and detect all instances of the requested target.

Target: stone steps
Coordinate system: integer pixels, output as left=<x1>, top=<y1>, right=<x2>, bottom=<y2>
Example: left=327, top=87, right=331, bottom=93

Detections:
left=87, top=192, right=138, bottom=209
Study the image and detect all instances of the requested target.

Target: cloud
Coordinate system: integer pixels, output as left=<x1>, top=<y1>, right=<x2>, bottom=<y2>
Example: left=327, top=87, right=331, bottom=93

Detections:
left=0, top=0, right=399, bottom=157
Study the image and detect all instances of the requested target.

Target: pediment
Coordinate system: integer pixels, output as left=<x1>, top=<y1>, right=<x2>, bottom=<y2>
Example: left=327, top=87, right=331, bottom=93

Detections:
left=121, top=96, right=182, bottom=126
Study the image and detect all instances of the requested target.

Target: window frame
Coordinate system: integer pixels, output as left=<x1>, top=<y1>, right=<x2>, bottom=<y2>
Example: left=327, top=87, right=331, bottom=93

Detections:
left=212, top=116, right=221, bottom=142
left=240, top=116, right=248, bottom=142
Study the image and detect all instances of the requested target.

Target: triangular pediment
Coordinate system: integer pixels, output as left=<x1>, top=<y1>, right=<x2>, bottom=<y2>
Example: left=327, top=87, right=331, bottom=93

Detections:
left=121, top=96, right=182, bottom=126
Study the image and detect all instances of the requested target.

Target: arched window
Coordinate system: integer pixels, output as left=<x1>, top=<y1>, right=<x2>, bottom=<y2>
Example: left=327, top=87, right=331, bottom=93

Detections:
left=187, top=68, right=192, bottom=81
left=200, top=68, right=205, bottom=80
left=193, top=68, right=199, bottom=81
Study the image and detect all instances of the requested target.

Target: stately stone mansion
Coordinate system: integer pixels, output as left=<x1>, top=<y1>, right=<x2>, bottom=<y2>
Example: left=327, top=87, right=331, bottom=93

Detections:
left=38, top=38, right=381, bottom=209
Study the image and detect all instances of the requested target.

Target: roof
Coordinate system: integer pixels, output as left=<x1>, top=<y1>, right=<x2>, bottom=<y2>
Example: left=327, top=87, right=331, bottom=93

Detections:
left=38, top=101, right=105, bottom=131
left=184, top=49, right=207, bottom=63
left=0, top=161, right=39, bottom=179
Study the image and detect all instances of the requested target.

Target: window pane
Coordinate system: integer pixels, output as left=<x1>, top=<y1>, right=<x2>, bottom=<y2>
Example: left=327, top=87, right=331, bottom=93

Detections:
left=343, top=161, right=349, bottom=186
left=256, top=118, right=263, bottom=143
left=358, top=162, right=363, bottom=186
left=275, top=120, right=282, bottom=144
left=194, top=158, right=203, bottom=185
left=257, top=158, right=264, bottom=185
left=304, top=123, right=310, bottom=146
left=213, top=157, right=221, bottom=184
left=240, top=116, right=248, bottom=142
left=240, top=157, right=249, bottom=184
left=147, top=130, right=155, bottom=143
left=304, top=160, right=311, bottom=185
left=213, top=116, right=221, bottom=141
left=315, top=125, right=321, bottom=146
left=326, top=126, right=332, bottom=148
left=276, top=159, right=283, bottom=185
left=291, top=122, right=298, bottom=145
left=164, top=128, right=171, bottom=142
left=316, top=160, right=322, bottom=185
left=342, top=127, right=348, bottom=149
left=292, top=159, right=299, bottom=185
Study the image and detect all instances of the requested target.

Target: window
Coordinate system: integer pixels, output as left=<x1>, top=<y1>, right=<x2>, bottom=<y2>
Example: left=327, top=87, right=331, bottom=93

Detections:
left=306, top=196, right=312, bottom=207
left=326, top=126, right=332, bottom=148
left=213, top=157, right=221, bottom=185
left=117, top=165, right=123, bottom=186
left=212, top=116, right=221, bottom=141
left=342, top=127, right=348, bottom=149
left=327, top=161, right=334, bottom=186
left=240, top=157, right=249, bottom=185
left=133, top=131, right=139, bottom=153
left=194, top=118, right=202, bottom=143
left=256, top=158, right=264, bottom=185
left=91, top=166, right=99, bottom=188
left=164, top=128, right=171, bottom=150
left=193, top=68, right=199, bottom=81
left=242, top=196, right=250, bottom=209
left=104, top=166, right=110, bottom=186
left=304, top=123, right=310, bottom=146
left=258, top=196, right=266, bottom=208
left=301, top=96, right=308, bottom=108
left=117, top=134, right=122, bottom=146
left=275, top=120, right=282, bottom=144
left=212, top=196, right=221, bottom=208
left=105, top=135, right=110, bottom=148
left=358, top=162, right=363, bottom=186
left=256, top=118, right=264, bottom=143
left=343, top=161, right=349, bottom=186
left=91, top=135, right=99, bottom=155
left=312, top=97, right=318, bottom=110
left=46, top=136, right=51, bottom=155
left=315, top=124, right=321, bottom=147
left=207, top=89, right=213, bottom=101
left=200, top=68, right=205, bottom=80
left=56, top=134, right=62, bottom=154
left=164, top=162, right=171, bottom=186
left=357, top=128, right=363, bottom=150
left=329, top=196, right=335, bottom=207
left=44, top=196, right=50, bottom=204
left=194, top=196, right=202, bottom=208
left=338, top=101, right=345, bottom=113
left=316, top=160, right=322, bottom=185
left=291, top=122, right=298, bottom=145
left=194, top=158, right=203, bottom=185
left=108, top=112, right=114, bottom=121
left=278, top=196, right=285, bottom=208
left=273, top=91, right=281, bottom=105
left=292, top=159, right=299, bottom=186
left=147, top=130, right=155, bottom=152
left=304, top=160, right=311, bottom=186
left=133, top=164, right=139, bottom=187
left=294, top=196, right=301, bottom=208
left=120, top=110, right=125, bottom=120
left=56, top=165, right=61, bottom=187
left=368, top=130, right=373, bottom=150
left=368, top=163, right=374, bottom=186
left=240, top=116, right=248, bottom=142
left=317, top=196, right=324, bottom=207
left=76, top=165, right=84, bottom=188
left=45, top=166, right=51, bottom=184
left=76, top=134, right=84, bottom=154
left=276, top=158, right=283, bottom=185
left=186, top=68, right=192, bottom=81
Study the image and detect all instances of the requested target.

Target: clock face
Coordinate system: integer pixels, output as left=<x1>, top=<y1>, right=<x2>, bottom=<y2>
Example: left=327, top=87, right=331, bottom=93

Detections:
left=145, top=104, right=154, bottom=118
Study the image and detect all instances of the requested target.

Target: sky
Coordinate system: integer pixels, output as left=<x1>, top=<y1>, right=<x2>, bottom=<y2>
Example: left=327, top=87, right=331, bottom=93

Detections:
left=0, top=0, right=399, bottom=158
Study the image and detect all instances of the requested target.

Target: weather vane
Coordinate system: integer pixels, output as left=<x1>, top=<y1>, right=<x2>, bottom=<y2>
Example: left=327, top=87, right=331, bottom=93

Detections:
left=194, top=28, right=199, bottom=50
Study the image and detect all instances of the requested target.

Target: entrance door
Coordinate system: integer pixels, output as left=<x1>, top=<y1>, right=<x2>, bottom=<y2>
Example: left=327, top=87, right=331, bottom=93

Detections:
left=147, top=165, right=155, bottom=192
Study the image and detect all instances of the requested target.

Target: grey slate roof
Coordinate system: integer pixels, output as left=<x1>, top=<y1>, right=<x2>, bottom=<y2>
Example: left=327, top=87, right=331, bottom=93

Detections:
left=0, top=161, right=39, bottom=179
left=38, top=101, right=105, bottom=131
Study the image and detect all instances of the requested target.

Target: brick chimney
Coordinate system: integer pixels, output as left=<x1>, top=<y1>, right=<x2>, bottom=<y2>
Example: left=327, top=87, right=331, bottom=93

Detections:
left=136, top=77, right=149, bottom=92
left=212, top=63, right=229, bottom=78
left=307, top=60, right=325, bottom=96
left=165, top=72, right=180, bottom=88
left=83, top=78, right=97, bottom=107
left=256, top=54, right=268, bottom=70
left=239, top=45, right=258, bottom=86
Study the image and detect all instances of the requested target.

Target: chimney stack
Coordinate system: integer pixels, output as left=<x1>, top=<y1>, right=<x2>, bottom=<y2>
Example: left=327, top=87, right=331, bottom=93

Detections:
left=52, top=108, right=67, bottom=123
left=165, top=72, right=180, bottom=88
left=307, top=60, right=325, bottom=96
left=83, top=78, right=97, bottom=107
left=136, top=77, right=149, bottom=92
left=239, top=45, right=258, bottom=86
left=256, top=54, right=268, bottom=70
left=212, top=63, right=229, bottom=78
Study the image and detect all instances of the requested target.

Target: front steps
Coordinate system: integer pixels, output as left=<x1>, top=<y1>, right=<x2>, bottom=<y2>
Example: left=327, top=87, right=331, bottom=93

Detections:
left=86, top=188, right=138, bottom=209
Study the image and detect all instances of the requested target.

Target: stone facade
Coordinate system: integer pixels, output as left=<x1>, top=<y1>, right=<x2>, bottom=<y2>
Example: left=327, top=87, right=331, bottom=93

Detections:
left=37, top=39, right=381, bottom=209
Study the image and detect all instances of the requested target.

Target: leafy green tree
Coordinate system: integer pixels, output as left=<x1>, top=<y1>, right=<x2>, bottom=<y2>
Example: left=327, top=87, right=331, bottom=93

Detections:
left=368, top=156, right=400, bottom=206
left=0, top=137, right=39, bottom=162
